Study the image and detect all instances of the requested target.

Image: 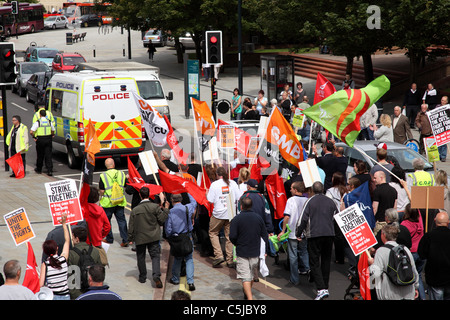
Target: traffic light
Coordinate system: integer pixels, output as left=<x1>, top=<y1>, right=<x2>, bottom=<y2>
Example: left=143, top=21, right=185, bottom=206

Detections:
left=11, top=1, right=18, bottom=15
left=212, top=90, right=218, bottom=100
left=205, top=31, right=222, bottom=65
left=0, top=43, right=16, bottom=85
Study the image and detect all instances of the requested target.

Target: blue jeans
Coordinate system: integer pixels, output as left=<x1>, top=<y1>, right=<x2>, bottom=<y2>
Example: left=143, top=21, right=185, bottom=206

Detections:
left=103, top=206, right=128, bottom=243
left=287, top=238, right=309, bottom=285
left=53, top=294, right=70, bottom=300
left=171, top=239, right=194, bottom=285
left=438, top=144, right=447, bottom=160
left=412, top=252, right=426, bottom=300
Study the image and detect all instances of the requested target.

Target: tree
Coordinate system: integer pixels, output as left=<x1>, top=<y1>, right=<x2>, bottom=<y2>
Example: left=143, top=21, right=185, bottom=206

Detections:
left=385, top=0, right=450, bottom=83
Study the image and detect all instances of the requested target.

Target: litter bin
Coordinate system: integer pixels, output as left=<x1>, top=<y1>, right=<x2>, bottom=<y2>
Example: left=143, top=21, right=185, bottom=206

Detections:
left=66, top=32, right=73, bottom=45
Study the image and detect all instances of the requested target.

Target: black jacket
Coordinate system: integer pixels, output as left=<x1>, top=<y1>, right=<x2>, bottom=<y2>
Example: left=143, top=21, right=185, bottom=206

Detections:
left=296, top=194, right=337, bottom=239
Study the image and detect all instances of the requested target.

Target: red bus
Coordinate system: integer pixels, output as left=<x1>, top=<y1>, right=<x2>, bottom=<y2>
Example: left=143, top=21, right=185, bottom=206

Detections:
left=62, top=2, right=112, bottom=24
left=0, top=3, right=44, bottom=36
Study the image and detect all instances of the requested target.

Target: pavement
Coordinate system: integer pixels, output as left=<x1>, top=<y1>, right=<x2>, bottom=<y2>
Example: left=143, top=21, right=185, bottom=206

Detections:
left=0, top=27, right=448, bottom=302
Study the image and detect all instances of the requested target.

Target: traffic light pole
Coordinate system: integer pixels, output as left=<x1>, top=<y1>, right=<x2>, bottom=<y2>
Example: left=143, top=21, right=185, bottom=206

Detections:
left=211, top=67, right=216, bottom=120
left=2, top=85, right=9, bottom=171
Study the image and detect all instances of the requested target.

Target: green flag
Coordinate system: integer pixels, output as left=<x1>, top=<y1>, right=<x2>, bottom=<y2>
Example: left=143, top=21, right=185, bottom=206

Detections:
left=303, top=75, right=390, bottom=147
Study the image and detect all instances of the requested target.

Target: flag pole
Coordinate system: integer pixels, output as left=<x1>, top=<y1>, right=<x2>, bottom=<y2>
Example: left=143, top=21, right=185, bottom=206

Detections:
left=192, top=99, right=207, bottom=189
left=353, top=145, right=401, bottom=181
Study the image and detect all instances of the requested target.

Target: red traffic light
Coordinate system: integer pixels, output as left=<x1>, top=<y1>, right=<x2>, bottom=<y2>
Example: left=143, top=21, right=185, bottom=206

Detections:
left=4, top=50, right=13, bottom=58
left=210, top=36, right=217, bottom=44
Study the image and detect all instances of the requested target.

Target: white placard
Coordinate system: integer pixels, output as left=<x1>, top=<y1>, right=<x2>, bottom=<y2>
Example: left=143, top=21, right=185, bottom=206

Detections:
left=298, top=159, right=321, bottom=188
left=139, top=150, right=159, bottom=175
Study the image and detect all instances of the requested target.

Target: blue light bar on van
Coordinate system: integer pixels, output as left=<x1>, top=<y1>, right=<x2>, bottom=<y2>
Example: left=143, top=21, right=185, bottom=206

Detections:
left=94, top=86, right=101, bottom=92
left=120, top=85, right=127, bottom=91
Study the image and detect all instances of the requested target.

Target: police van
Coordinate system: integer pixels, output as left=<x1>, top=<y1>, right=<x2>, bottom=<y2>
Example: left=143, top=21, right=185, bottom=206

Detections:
left=46, top=72, right=146, bottom=168
left=73, top=61, right=173, bottom=121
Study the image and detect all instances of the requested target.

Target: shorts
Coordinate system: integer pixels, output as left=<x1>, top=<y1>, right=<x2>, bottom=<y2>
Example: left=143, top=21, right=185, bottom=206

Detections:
left=236, top=256, right=259, bottom=282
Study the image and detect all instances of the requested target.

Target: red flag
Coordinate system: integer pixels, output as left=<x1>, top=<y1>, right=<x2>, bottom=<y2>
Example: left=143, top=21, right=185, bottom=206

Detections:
left=158, top=170, right=210, bottom=210
left=164, top=115, right=189, bottom=165
left=6, top=152, right=25, bottom=179
left=79, top=182, right=90, bottom=216
left=357, top=252, right=372, bottom=300
left=313, top=72, right=337, bottom=105
left=126, top=157, right=163, bottom=196
left=265, top=172, right=287, bottom=220
left=200, top=166, right=211, bottom=190
left=22, top=242, right=40, bottom=294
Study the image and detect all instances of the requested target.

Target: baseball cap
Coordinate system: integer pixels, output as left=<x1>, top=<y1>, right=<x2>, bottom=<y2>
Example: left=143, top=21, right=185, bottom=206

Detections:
left=247, top=179, right=258, bottom=188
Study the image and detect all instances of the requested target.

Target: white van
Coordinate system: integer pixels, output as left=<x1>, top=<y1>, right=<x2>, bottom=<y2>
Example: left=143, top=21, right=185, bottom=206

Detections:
left=46, top=72, right=146, bottom=168
left=73, top=61, right=173, bottom=121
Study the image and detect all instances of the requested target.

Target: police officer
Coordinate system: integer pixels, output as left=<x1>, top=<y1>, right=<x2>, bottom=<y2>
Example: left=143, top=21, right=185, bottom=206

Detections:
left=30, top=109, right=55, bottom=176
left=407, top=157, right=435, bottom=188
left=6, top=115, right=29, bottom=177
left=32, top=103, right=55, bottom=128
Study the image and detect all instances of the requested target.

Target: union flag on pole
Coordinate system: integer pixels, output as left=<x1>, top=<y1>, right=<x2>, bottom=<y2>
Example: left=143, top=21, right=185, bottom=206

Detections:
left=358, top=252, right=372, bottom=300
left=192, top=98, right=216, bottom=152
left=313, top=72, right=337, bottom=105
left=260, top=106, right=304, bottom=170
left=22, top=242, right=40, bottom=294
left=84, top=119, right=101, bottom=166
left=265, top=172, right=287, bottom=220
left=303, top=75, right=390, bottom=147
left=126, top=157, right=163, bottom=196
left=164, top=114, right=189, bottom=165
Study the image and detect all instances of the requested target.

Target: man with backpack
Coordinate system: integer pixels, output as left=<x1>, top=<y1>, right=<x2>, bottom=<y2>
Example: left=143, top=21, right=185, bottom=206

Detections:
left=68, top=226, right=102, bottom=299
left=99, top=158, right=129, bottom=247
left=368, top=224, right=419, bottom=300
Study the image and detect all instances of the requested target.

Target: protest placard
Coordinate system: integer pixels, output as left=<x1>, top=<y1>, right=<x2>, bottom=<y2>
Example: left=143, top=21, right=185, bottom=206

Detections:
left=219, top=125, right=235, bottom=149
left=424, top=136, right=440, bottom=162
left=4, top=207, right=36, bottom=246
left=292, top=108, right=306, bottom=128
left=246, top=137, right=260, bottom=160
left=298, top=159, right=321, bottom=188
left=139, top=150, right=159, bottom=175
left=334, top=204, right=377, bottom=256
left=427, top=104, right=450, bottom=147
left=45, top=180, right=83, bottom=226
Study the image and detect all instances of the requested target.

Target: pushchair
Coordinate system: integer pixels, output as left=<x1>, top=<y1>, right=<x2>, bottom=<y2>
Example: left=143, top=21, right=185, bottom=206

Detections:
left=343, top=266, right=363, bottom=300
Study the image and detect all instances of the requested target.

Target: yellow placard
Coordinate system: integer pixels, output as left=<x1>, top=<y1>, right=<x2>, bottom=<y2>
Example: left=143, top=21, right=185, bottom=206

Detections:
left=220, top=125, right=235, bottom=149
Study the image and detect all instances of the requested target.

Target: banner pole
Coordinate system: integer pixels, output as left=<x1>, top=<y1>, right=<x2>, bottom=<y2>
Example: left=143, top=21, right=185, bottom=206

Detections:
left=353, top=145, right=401, bottom=181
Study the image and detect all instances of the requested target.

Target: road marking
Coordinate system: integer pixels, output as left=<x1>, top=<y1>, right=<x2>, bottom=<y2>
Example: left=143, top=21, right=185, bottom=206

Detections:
left=258, top=278, right=281, bottom=290
left=11, top=102, right=28, bottom=111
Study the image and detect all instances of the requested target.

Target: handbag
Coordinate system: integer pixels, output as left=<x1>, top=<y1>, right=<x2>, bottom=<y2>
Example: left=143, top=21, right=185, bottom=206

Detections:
left=168, top=206, right=193, bottom=257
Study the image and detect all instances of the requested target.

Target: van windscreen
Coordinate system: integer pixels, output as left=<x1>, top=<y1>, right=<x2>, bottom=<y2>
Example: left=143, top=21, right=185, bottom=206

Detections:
left=136, top=80, right=164, bottom=100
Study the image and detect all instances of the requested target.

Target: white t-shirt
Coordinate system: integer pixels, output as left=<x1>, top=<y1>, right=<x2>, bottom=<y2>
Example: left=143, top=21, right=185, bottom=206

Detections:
left=284, top=196, right=308, bottom=240
left=207, top=178, right=240, bottom=220
left=389, top=182, right=409, bottom=211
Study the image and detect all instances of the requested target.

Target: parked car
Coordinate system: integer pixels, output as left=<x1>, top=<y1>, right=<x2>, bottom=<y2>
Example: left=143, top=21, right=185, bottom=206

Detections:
left=44, top=15, right=68, bottom=29
left=12, top=62, right=50, bottom=97
left=167, top=32, right=196, bottom=50
left=335, top=140, right=434, bottom=175
left=75, top=14, right=103, bottom=27
left=52, top=52, right=86, bottom=72
left=142, top=29, right=167, bottom=47
left=25, top=71, right=53, bottom=104
left=27, top=47, right=59, bottom=67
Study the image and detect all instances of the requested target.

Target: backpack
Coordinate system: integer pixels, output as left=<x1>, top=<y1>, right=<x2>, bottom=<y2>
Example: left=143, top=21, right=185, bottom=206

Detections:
left=109, top=172, right=125, bottom=206
left=383, top=244, right=416, bottom=286
left=72, top=246, right=95, bottom=292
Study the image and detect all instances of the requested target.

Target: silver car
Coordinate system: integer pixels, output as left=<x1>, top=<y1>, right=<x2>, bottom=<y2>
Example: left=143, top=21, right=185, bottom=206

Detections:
left=142, top=30, right=166, bottom=47
left=336, top=140, right=434, bottom=175
left=12, top=62, right=50, bottom=97
left=44, top=15, right=68, bottom=29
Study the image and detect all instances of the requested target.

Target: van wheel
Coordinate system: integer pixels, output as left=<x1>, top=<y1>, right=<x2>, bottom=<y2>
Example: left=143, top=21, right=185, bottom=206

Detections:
left=66, top=144, right=79, bottom=169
